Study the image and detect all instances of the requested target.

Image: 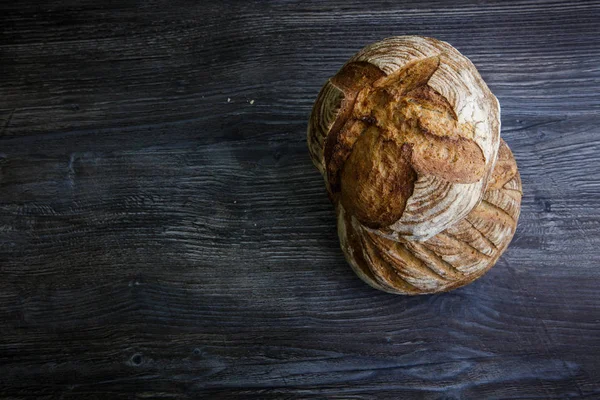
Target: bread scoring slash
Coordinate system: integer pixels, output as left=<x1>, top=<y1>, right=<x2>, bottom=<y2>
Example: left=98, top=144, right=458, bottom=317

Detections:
left=308, top=36, right=522, bottom=294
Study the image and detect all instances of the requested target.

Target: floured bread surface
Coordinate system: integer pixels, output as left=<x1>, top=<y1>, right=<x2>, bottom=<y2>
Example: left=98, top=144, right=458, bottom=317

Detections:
left=308, top=36, right=519, bottom=294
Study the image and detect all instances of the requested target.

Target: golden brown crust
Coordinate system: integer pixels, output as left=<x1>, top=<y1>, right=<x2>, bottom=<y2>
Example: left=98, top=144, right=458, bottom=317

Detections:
left=409, top=127, right=486, bottom=184
left=330, top=61, right=387, bottom=92
left=323, top=62, right=386, bottom=192
left=339, top=126, right=417, bottom=228
left=487, top=140, right=519, bottom=191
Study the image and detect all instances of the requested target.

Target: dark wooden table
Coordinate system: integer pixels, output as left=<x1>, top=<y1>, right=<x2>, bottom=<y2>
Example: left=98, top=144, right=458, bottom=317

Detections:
left=1, top=1, right=599, bottom=398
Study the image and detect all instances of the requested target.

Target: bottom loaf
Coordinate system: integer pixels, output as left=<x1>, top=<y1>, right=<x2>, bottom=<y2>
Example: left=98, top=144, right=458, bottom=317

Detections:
left=338, top=139, right=522, bottom=294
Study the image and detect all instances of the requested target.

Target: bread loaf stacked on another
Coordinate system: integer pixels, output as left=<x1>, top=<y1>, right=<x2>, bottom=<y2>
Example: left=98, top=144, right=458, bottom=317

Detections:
left=308, top=36, right=522, bottom=294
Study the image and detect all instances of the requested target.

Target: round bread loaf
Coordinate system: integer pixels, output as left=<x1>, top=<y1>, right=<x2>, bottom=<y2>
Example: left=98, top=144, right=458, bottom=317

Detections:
left=308, top=36, right=522, bottom=294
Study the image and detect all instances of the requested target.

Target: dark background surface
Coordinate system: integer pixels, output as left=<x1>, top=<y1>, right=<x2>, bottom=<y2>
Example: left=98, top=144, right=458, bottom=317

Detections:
left=1, top=0, right=600, bottom=398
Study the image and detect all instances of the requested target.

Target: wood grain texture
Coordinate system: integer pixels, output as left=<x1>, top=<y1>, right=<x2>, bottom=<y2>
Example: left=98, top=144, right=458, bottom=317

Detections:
left=1, top=0, right=600, bottom=398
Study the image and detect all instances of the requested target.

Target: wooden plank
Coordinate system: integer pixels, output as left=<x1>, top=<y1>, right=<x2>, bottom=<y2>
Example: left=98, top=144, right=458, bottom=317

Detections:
left=1, top=0, right=599, bottom=398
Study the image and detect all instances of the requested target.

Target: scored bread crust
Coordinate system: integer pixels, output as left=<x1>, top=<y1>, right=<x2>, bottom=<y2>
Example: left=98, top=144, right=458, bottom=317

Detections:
left=309, top=36, right=501, bottom=241
left=308, top=36, right=522, bottom=294
left=338, top=139, right=521, bottom=294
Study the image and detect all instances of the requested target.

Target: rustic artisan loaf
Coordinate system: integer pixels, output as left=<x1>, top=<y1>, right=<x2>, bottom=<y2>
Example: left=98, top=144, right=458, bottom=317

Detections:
left=308, top=36, right=522, bottom=294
